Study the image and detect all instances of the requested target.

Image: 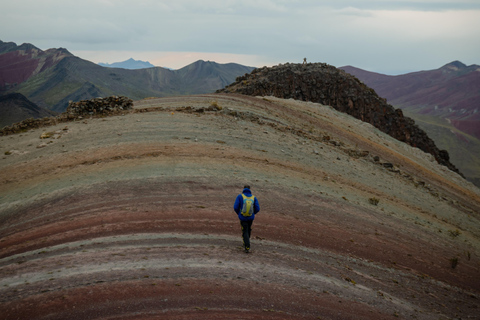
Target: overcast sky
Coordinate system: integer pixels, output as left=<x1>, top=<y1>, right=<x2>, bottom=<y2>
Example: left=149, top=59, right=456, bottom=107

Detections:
left=2, top=0, right=479, bottom=74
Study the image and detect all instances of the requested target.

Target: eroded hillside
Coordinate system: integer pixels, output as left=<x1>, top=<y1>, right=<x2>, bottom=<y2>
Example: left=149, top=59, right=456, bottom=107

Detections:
left=218, top=63, right=461, bottom=177
left=1, top=94, right=479, bottom=319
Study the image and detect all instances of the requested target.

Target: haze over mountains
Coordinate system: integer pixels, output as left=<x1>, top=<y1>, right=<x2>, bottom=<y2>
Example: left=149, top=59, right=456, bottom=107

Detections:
left=0, top=40, right=254, bottom=112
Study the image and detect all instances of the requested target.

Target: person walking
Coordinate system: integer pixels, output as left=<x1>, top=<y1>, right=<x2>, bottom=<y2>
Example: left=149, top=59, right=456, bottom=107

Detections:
left=233, top=185, right=260, bottom=253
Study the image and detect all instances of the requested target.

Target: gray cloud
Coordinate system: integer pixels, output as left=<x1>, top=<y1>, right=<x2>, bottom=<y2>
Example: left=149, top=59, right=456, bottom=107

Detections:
left=1, top=0, right=479, bottom=74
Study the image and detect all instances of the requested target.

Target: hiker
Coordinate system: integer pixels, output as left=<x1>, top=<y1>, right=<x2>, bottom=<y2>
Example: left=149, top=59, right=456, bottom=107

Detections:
left=233, top=185, right=260, bottom=253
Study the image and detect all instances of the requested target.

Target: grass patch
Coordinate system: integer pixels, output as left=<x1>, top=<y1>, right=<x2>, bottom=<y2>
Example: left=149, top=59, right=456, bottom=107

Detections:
left=210, top=100, right=222, bottom=110
left=368, top=197, right=379, bottom=205
left=448, top=229, right=461, bottom=238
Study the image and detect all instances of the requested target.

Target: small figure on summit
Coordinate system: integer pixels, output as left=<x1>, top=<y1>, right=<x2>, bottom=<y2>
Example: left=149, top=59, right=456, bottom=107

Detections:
left=303, top=57, right=307, bottom=65
left=233, top=185, right=260, bottom=253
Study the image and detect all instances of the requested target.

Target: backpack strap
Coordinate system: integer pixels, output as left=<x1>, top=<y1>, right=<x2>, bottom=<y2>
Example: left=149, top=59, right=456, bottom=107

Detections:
left=241, top=194, right=255, bottom=217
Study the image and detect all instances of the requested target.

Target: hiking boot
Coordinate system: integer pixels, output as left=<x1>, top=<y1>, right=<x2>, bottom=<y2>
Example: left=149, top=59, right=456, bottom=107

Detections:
left=244, top=247, right=250, bottom=253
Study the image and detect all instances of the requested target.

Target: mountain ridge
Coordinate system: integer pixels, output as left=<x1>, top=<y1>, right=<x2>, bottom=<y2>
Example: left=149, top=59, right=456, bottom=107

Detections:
left=0, top=40, right=254, bottom=114
left=0, top=40, right=72, bottom=93
left=98, top=58, right=156, bottom=69
left=340, top=61, right=480, bottom=187
left=219, top=62, right=462, bottom=177
left=340, top=61, right=480, bottom=126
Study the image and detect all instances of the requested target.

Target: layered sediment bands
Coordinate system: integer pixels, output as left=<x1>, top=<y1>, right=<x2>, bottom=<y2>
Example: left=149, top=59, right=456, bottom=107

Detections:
left=1, top=94, right=479, bottom=319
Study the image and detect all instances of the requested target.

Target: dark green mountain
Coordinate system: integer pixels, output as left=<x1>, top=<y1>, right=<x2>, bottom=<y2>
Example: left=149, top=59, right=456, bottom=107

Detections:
left=0, top=93, right=56, bottom=128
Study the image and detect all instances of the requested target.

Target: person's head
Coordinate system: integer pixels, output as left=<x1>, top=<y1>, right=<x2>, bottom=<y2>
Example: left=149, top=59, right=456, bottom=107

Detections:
left=244, top=185, right=250, bottom=189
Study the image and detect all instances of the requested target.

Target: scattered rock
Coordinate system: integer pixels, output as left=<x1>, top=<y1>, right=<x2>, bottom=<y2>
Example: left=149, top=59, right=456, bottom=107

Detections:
left=66, top=96, right=133, bottom=117
left=40, top=132, right=54, bottom=139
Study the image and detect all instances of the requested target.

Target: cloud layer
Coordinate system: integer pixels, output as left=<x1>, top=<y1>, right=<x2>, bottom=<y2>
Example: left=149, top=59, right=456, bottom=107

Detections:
left=2, top=0, right=479, bottom=73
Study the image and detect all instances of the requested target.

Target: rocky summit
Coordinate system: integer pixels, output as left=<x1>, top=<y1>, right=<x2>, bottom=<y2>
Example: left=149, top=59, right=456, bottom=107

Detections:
left=218, top=62, right=461, bottom=176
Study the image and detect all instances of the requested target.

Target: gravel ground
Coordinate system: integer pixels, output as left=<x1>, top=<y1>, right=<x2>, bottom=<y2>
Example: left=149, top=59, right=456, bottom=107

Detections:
left=1, top=94, right=479, bottom=319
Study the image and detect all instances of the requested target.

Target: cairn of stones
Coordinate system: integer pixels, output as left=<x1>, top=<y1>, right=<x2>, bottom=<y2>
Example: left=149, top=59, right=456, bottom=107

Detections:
left=66, top=96, right=133, bottom=117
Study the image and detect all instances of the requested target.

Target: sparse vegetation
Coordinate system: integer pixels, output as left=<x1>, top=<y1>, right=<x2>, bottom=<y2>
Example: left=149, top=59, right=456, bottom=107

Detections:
left=448, top=229, right=461, bottom=238
left=210, top=100, right=222, bottom=110
left=450, top=257, right=458, bottom=269
left=344, top=277, right=356, bottom=285
left=369, top=197, right=379, bottom=205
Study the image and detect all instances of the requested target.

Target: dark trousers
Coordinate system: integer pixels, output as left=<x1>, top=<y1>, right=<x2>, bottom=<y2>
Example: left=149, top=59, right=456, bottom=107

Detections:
left=240, top=220, right=253, bottom=249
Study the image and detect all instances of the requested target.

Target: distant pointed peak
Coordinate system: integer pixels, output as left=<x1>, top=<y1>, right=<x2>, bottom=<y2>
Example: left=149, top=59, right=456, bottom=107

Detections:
left=17, top=42, right=41, bottom=52
left=441, top=60, right=467, bottom=71
left=98, top=58, right=155, bottom=69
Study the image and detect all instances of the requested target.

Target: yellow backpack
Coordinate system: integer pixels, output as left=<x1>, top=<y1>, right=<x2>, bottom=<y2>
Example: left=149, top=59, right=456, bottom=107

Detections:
left=241, top=194, right=255, bottom=217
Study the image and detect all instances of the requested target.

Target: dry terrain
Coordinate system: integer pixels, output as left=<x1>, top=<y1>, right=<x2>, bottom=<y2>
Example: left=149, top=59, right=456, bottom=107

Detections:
left=1, top=94, right=479, bottom=319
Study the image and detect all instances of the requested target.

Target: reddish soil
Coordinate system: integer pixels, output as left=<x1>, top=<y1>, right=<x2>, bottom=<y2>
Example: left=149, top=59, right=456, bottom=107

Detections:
left=1, top=94, right=479, bottom=319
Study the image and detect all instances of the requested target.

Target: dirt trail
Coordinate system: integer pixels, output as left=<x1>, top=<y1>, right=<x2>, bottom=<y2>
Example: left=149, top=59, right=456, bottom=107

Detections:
left=1, top=94, right=479, bottom=319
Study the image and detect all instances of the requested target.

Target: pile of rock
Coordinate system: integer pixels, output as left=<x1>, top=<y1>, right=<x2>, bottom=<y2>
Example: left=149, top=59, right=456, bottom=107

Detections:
left=1, top=96, right=133, bottom=136
left=218, top=63, right=462, bottom=176
left=66, top=96, right=133, bottom=116
left=0, top=117, right=62, bottom=136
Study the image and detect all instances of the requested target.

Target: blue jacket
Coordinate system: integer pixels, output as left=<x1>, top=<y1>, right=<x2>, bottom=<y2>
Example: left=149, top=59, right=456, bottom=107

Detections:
left=234, top=188, right=260, bottom=221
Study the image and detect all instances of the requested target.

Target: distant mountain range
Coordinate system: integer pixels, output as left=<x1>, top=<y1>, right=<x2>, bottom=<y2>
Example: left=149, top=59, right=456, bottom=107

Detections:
left=98, top=58, right=156, bottom=69
left=340, top=62, right=480, bottom=187
left=340, top=61, right=480, bottom=140
left=1, top=40, right=478, bottom=186
left=0, top=40, right=254, bottom=113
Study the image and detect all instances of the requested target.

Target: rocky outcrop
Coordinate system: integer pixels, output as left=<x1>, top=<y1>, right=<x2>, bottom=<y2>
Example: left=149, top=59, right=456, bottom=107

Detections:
left=218, top=62, right=462, bottom=176
left=0, top=96, right=133, bottom=136
left=65, top=96, right=133, bottom=116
